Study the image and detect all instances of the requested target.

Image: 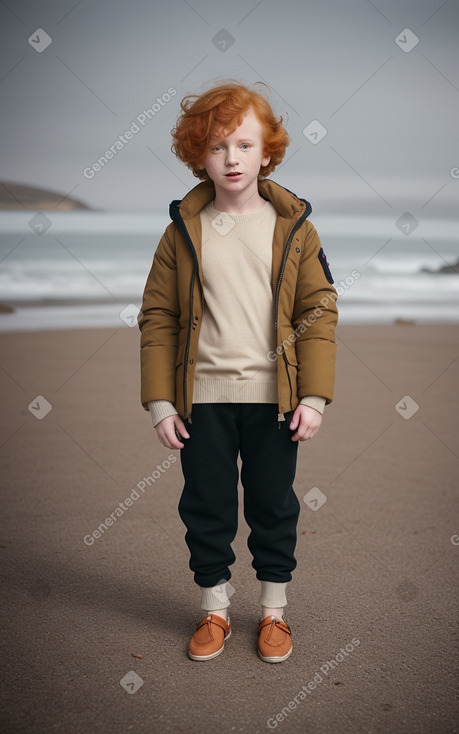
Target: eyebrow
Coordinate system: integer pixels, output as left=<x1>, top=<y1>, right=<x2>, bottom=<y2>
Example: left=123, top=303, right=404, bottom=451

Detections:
left=212, top=137, right=256, bottom=144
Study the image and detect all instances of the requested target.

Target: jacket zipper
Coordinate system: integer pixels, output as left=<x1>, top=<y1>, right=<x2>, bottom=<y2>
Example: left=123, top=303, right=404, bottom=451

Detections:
left=274, top=209, right=309, bottom=424
left=183, top=262, right=197, bottom=422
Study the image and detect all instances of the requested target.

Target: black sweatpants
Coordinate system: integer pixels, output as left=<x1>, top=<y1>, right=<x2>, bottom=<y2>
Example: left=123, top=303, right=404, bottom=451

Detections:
left=178, top=403, right=300, bottom=588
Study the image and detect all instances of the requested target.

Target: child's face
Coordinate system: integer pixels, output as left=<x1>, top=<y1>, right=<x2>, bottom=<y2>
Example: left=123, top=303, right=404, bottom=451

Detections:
left=201, top=107, right=271, bottom=199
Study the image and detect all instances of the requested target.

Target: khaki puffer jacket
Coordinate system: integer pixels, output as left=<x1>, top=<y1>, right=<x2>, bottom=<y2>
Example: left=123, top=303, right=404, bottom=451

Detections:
left=139, top=178, right=338, bottom=421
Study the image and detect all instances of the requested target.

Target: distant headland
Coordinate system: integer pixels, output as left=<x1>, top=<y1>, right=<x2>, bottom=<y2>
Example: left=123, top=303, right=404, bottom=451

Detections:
left=0, top=181, right=91, bottom=210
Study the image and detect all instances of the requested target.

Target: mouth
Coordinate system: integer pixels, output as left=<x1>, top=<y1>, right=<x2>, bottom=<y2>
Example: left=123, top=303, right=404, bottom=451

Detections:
left=225, top=172, right=242, bottom=178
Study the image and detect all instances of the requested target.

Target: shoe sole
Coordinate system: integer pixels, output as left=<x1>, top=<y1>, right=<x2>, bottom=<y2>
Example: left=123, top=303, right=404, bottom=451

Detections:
left=188, top=629, right=231, bottom=661
left=257, top=645, right=292, bottom=663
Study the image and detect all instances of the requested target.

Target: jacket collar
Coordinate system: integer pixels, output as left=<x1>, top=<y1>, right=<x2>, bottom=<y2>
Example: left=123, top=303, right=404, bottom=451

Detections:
left=169, top=178, right=312, bottom=224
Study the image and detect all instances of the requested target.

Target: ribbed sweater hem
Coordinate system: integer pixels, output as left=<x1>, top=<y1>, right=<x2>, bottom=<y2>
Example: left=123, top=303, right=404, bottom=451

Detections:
left=192, top=378, right=278, bottom=404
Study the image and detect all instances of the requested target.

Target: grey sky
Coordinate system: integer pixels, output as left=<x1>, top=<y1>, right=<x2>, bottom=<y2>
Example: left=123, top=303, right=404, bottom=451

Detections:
left=1, top=0, right=458, bottom=217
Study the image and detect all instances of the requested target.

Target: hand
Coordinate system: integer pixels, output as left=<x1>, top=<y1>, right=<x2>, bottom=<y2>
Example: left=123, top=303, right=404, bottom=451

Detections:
left=289, top=404, right=322, bottom=442
left=155, top=414, right=190, bottom=450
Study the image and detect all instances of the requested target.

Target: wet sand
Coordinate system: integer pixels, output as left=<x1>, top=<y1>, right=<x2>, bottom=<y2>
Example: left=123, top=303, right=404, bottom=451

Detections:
left=0, top=323, right=458, bottom=733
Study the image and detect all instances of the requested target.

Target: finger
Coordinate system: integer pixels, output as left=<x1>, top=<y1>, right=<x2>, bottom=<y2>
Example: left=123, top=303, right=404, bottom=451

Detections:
left=176, top=420, right=190, bottom=439
left=306, top=426, right=320, bottom=440
left=157, top=429, right=178, bottom=450
left=167, top=432, right=185, bottom=449
left=296, top=425, right=314, bottom=441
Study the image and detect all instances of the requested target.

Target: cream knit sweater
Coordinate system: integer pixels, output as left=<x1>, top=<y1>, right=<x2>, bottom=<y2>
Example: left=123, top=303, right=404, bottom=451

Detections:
left=148, top=201, right=325, bottom=426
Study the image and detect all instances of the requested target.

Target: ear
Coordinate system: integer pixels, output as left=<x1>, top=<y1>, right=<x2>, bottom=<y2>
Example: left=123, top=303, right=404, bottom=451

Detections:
left=261, top=153, right=271, bottom=168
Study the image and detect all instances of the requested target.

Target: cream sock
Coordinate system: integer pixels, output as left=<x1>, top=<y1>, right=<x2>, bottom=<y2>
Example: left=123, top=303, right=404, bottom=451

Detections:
left=261, top=606, right=285, bottom=622
left=200, top=581, right=231, bottom=619
left=259, top=580, right=288, bottom=609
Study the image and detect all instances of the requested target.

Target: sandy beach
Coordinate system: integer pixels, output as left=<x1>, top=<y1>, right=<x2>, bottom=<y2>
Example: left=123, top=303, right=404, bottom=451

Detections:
left=0, top=322, right=458, bottom=734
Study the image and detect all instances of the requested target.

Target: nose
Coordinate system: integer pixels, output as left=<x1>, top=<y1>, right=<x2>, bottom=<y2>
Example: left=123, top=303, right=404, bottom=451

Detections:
left=225, top=147, right=238, bottom=166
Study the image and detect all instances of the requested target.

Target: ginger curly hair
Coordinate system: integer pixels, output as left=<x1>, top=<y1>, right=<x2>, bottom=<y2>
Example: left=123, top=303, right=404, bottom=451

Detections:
left=171, top=81, right=290, bottom=180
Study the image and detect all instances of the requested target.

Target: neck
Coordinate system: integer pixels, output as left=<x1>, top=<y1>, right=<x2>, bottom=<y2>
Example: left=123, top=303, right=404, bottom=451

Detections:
left=213, top=182, right=266, bottom=215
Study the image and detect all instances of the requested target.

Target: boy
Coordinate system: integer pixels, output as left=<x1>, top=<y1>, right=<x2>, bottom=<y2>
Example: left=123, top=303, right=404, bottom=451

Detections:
left=138, top=82, right=338, bottom=663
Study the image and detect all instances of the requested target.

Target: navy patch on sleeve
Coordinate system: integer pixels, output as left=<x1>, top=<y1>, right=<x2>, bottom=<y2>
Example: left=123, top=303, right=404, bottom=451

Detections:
left=318, top=247, right=334, bottom=284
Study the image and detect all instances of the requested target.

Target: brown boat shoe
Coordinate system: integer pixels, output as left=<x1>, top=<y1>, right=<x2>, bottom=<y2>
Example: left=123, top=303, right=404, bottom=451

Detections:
left=257, top=615, right=292, bottom=663
left=188, top=613, right=232, bottom=661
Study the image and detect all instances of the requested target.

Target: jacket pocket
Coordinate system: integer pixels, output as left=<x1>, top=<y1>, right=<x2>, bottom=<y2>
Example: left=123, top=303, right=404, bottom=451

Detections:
left=175, top=348, right=185, bottom=368
left=282, top=344, right=298, bottom=407
left=283, top=343, right=298, bottom=367
left=175, top=334, right=187, bottom=367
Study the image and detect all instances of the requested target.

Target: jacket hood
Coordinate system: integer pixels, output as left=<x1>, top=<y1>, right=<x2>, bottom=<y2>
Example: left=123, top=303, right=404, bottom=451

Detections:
left=169, top=178, right=312, bottom=225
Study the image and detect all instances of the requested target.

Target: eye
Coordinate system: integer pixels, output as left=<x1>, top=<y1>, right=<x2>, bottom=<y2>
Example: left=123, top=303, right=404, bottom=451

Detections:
left=241, top=144, right=251, bottom=149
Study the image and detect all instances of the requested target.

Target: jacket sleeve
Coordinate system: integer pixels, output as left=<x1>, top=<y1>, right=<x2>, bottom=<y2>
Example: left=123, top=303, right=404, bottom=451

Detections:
left=138, top=224, right=180, bottom=410
left=292, top=222, right=338, bottom=404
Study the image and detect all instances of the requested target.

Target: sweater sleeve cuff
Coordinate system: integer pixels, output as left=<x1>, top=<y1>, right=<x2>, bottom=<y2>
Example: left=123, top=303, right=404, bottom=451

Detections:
left=148, top=400, right=178, bottom=427
left=299, top=395, right=326, bottom=415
